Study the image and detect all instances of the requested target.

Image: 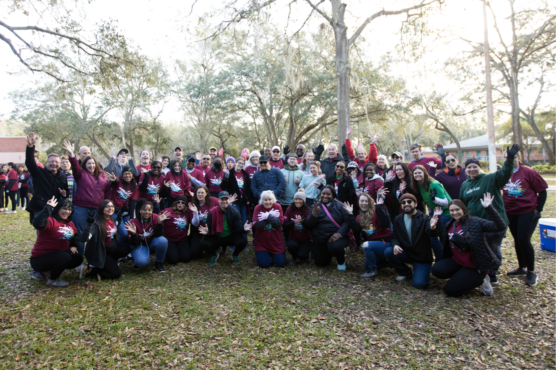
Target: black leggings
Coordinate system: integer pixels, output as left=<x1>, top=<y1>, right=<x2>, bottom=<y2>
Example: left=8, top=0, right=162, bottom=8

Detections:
left=188, top=232, right=204, bottom=259
left=313, top=236, right=349, bottom=267
left=286, top=239, right=312, bottom=261
left=508, top=212, right=538, bottom=271
left=7, top=191, right=16, bottom=211
left=0, top=187, right=3, bottom=208
left=432, top=258, right=486, bottom=297
left=166, top=239, right=192, bottom=264
left=88, top=241, right=130, bottom=280
left=19, top=188, right=28, bottom=208
left=200, top=233, right=247, bottom=257
left=30, top=250, right=84, bottom=280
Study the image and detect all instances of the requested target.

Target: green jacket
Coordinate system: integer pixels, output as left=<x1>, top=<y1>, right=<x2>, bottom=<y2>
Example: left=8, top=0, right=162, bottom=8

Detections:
left=459, top=156, right=514, bottom=225
left=420, top=179, right=452, bottom=217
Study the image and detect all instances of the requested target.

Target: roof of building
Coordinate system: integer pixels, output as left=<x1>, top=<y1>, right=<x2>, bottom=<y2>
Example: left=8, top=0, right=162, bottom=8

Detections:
left=0, top=137, right=27, bottom=153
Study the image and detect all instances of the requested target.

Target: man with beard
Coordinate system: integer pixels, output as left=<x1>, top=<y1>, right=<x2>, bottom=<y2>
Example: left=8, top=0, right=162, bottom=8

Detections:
left=384, top=193, right=444, bottom=289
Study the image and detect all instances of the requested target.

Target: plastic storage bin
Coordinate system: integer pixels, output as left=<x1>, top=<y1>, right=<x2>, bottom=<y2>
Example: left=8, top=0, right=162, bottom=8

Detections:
left=539, top=218, right=556, bottom=252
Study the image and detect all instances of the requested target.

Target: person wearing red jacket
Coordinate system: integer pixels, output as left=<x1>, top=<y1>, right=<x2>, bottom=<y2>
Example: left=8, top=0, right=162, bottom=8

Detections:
left=343, top=126, right=379, bottom=172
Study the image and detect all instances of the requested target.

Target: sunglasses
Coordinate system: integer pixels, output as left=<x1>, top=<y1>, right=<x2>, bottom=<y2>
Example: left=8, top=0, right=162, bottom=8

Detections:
left=401, top=200, right=414, bottom=205
left=392, top=156, right=400, bottom=159
left=272, top=150, right=280, bottom=153
left=446, top=159, right=456, bottom=163
left=202, top=158, right=210, bottom=160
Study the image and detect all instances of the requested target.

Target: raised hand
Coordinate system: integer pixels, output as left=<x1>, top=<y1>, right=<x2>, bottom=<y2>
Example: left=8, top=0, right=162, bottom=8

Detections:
left=152, top=194, right=160, bottom=204
left=434, top=143, right=445, bottom=156
left=399, top=181, right=406, bottom=192
left=434, top=206, right=443, bottom=216
left=244, top=221, right=252, bottom=232
left=229, top=193, right=238, bottom=204
left=141, top=168, right=149, bottom=173
left=356, top=189, right=363, bottom=197
left=376, top=196, right=384, bottom=205
left=198, top=225, right=208, bottom=235
left=27, top=132, right=39, bottom=146
left=342, top=202, right=353, bottom=214
left=294, top=215, right=303, bottom=224
left=480, top=192, right=494, bottom=208
left=312, top=202, right=321, bottom=216
left=385, top=170, right=395, bottom=182
left=189, top=191, right=194, bottom=198
left=346, top=126, right=352, bottom=138
left=86, top=210, right=96, bottom=224
left=427, top=161, right=437, bottom=169
left=506, top=144, right=521, bottom=158
left=430, top=215, right=439, bottom=230
left=370, top=134, right=380, bottom=144
left=46, top=196, right=58, bottom=208
left=58, top=188, right=67, bottom=198
left=158, top=211, right=171, bottom=223
left=377, top=186, right=389, bottom=197
left=104, top=172, right=117, bottom=182
left=125, top=221, right=137, bottom=234
left=62, top=140, right=75, bottom=157
left=283, top=145, right=290, bottom=155
left=350, top=171, right=357, bottom=180
left=188, top=202, right=198, bottom=213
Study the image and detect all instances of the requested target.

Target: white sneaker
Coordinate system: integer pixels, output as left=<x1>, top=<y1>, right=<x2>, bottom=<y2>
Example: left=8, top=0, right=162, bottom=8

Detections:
left=396, top=275, right=409, bottom=281
left=480, top=275, right=494, bottom=296
left=75, top=263, right=84, bottom=273
left=5, top=210, right=14, bottom=214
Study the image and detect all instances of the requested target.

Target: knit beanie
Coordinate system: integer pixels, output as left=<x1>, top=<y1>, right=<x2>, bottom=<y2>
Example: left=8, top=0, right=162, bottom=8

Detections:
left=464, top=158, right=481, bottom=168
left=399, top=193, right=417, bottom=204
left=294, top=188, right=306, bottom=203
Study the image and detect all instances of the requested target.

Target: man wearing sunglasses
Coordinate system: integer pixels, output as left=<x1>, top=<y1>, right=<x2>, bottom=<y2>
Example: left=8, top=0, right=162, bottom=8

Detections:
left=269, top=146, right=285, bottom=170
left=196, top=155, right=212, bottom=178
left=385, top=193, right=444, bottom=289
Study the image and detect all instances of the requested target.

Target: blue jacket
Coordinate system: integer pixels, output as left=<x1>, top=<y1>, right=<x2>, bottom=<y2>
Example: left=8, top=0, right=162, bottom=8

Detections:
left=251, top=167, right=286, bottom=201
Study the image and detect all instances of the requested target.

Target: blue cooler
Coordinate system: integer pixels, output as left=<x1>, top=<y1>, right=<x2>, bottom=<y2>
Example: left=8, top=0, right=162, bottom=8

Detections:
left=539, top=218, right=556, bottom=252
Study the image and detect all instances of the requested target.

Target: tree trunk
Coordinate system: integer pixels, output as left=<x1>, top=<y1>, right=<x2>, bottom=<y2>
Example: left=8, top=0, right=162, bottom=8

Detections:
left=525, top=115, right=555, bottom=165
left=129, top=134, right=135, bottom=161
left=332, top=2, right=349, bottom=146
left=510, top=78, right=523, bottom=151
left=85, top=133, right=111, bottom=160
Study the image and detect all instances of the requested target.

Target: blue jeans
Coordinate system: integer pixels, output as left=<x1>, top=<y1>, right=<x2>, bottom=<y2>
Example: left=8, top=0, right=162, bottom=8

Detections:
left=430, top=215, right=451, bottom=261
left=73, top=205, right=96, bottom=255
left=362, top=240, right=392, bottom=271
left=384, top=247, right=432, bottom=289
left=256, top=251, right=286, bottom=268
left=111, top=213, right=130, bottom=243
left=229, top=203, right=248, bottom=252
left=131, top=236, right=168, bottom=267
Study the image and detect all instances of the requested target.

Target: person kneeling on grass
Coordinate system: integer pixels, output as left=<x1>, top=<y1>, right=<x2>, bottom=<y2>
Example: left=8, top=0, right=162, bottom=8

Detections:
left=30, top=196, right=83, bottom=287
left=248, top=190, right=286, bottom=268
left=161, top=195, right=192, bottom=264
left=125, top=198, right=168, bottom=273
left=384, top=193, right=445, bottom=289
left=343, top=193, right=392, bottom=278
left=432, top=194, right=505, bottom=297
left=81, top=200, right=132, bottom=280
left=199, top=191, right=248, bottom=266
left=284, top=189, right=312, bottom=265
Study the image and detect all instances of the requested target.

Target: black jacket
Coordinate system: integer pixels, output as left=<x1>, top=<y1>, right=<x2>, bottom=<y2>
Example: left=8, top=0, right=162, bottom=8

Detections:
left=205, top=205, right=244, bottom=236
left=25, top=145, right=69, bottom=215
left=322, top=173, right=356, bottom=203
left=80, top=208, right=127, bottom=268
left=305, top=199, right=353, bottom=241
left=227, top=168, right=251, bottom=205
left=33, top=204, right=79, bottom=248
left=391, top=210, right=445, bottom=264
left=442, top=205, right=505, bottom=273
left=349, top=204, right=392, bottom=243
left=384, top=177, right=426, bottom=222
left=316, top=153, right=345, bottom=180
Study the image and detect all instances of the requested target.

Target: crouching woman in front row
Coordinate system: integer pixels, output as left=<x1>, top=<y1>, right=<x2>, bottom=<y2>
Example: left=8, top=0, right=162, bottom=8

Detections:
left=30, top=196, right=83, bottom=287
left=81, top=199, right=131, bottom=281
left=432, top=193, right=505, bottom=297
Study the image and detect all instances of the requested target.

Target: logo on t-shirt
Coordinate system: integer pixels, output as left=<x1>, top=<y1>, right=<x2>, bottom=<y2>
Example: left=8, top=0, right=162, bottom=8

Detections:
left=169, top=181, right=182, bottom=192
left=107, top=225, right=117, bottom=240
left=147, top=183, right=160, bottom=195
left=173, top=216, right=187, bottom=231
left=291, top=218, right=304, bottom=231
left=199, top=210, right=208, bottom=224
left=140, top=228, right=152, bottom=238
left=58, top=225, right=75, bottom=240
left=117, top=187, right=132, bottom=200
left=364, top=225, right=376, bottom=236
left=210, top=177, right=222, bottom=186
left=236, top=177, right=244, bottom=189
left=503, top=179, right=526, bottom=198
left=264, top=224, right=275, bottom=232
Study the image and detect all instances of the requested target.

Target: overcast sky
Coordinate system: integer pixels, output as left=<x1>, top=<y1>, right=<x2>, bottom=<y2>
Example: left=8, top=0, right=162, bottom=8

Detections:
left=1, top=0, right=553, bottom=124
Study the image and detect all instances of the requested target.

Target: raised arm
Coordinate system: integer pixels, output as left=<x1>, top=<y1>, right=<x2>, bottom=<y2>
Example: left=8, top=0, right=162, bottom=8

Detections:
left=494, top=145, right=519, bottom=188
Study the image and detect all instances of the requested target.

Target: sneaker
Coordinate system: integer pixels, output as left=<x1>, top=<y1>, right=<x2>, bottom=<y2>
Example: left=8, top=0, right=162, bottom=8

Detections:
left=507, top=267, right=527, bottom=277
left=525, top=271, right=538, bottom=286
left=5, top=210, right=13, bottom=214
left=480, top=275, right=493, bottom=296
left=75, top=263, right=83, bottom=273
left=32, top=271, right=47, bottom=281
left=289, top=258, right=296, bottom=266
left=209, top=252, right=220, bottom=266
left=361, top=269, right=378, bottom=278
left=489, top=275, right=499, bottom=285
left=228, top=246, right=236, bottom=253
left=133, top=264, right=141, bottom=270
left=396, top=275, right=410, bottom=281
left=46, top=278, right=69, bottom=287
left=155, top=262, right=166, bottom=273
left=337, top=263, right=346, bottom=271
left=232, top=255, right=240, bottom=265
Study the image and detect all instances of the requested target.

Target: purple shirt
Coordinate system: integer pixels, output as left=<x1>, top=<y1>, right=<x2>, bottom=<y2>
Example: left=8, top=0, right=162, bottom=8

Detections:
left=428, top=166, right=466, bottom=200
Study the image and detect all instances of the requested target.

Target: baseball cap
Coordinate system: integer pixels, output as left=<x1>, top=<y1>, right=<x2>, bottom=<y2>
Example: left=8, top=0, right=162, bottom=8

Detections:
left=186, top=154, right=196, bottom=162
left=218, top=191, right=230, bottom=199
left=259, top=155, right=269, bottom=163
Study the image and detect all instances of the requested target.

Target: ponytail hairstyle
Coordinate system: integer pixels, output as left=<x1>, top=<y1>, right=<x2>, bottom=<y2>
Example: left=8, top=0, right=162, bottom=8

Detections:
left=94, top=200, right=114, bottom=241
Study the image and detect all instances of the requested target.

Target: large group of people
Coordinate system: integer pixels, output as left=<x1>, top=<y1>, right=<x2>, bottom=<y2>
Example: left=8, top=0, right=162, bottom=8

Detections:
left=4, top=129, right=548, bottom=298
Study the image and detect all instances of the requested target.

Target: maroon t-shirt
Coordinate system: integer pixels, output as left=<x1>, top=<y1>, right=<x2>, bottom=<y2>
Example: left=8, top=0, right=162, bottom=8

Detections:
left=448, top=220, right=475, bottom=269
left=408, top=157, right=442, bottom=172
left=359, top=177, right=384, bottom=200
left=502, top=166, right=548, bottom=215
left=195, top=165, right=211, bottom=178
left=252, top=203, right=285, bottom=254
left=31, top=217, right=77, bottom=257
left=105, top=218, right=117, bottom=245
left=284, top=206, right=311, bottom=242
left=7, top=169, right=18, bottom=191
left=234, top=171, right=245, bottom=195
left=111, top=178, right=139, bottom=208
left=269, top=159, right=284, bottom=170
left=129, top=214, right=159, bottom=243
left=162, top=207, right=190, bottom=242
left=244, top=165, right=259, bottom=180
left=138, top=173, right=165, bottom=202
left=187, top=197, right=219, bottom=227
left=205, top=170, right=225, bottom=194
left=19, top=172, right=30, bottom=188
left=164, top=171, right=191, bottom=199
left=136, top=163, right=151, bottom=174
left=356, top=212, right=392, bottom=241
left=187, top=168, right=205, bottom=187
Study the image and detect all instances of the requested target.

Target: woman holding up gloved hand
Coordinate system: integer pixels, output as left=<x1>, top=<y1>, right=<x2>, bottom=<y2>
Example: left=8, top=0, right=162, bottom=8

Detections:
left=250, top=190, right=285, bottom=268
left=459, top=144, right=521, bottom=285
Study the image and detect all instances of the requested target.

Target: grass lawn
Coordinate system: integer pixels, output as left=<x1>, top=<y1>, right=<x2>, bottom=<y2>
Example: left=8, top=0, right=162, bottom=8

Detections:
left=0, top=194, right=555, bottom=369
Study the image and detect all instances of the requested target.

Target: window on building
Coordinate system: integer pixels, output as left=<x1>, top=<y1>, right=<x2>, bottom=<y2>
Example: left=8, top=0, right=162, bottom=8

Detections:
left=466, top=151, right=469, bottom=157
left=477, top=150, right=481, bottom=156
left=529, top=149, right=534, bottom=154
left=487, top=150, right=489, bottom=156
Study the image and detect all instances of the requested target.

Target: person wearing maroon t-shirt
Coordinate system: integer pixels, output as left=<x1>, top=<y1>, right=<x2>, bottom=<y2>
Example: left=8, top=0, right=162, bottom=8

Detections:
left=269, top=146, right=285, bottom=169
left=407, top=143, right=445, bottom=173
left=188, top=186, right=218, bottom=260
left=227, top=157, right=251, bottom=252
left=126, top=199, right=168, bottom=272
left=248, top=190, right=286, bottom=268
left=185, top=155, right=205, bottom=190
left=284, top=190, right=312, bottom=265
left=136, top=149, right=152, bottom=175
left=161, top=196, right=192, bottom=264
left=5, top=162, right=19, bottom=213
left=196, top=154, right=212, bottom=178
left=432, top=195, right=506, bottom=297
left=137, top=161, right=165, bottom=215
left=205, top=156, right=229, bottom=197
left=17, top=165, right=30, bottom=210
left=81, top=200, right=131, bottom=280
left=357, top=162, right=384, bottom=201
left=502, top=152, right=548, bottom=286
left=104, top=167, right=138, bottom=241
left=344, top=193, right=392, bottom=279
left=30, top=197, right=82, bottom=287
left=163, top=160, right=191, bottom=205
left=245, top=152, right=260, bottom=180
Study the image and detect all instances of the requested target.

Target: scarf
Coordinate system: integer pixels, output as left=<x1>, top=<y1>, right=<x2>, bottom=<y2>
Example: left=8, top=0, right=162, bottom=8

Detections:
left=444, top=166, right=461, bottom=176
left=209, top=206, right=225, bottom=234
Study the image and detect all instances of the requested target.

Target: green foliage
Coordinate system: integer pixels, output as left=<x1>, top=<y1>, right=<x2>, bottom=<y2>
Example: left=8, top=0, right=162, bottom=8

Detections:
left=532, top=164, right=556, bottom=175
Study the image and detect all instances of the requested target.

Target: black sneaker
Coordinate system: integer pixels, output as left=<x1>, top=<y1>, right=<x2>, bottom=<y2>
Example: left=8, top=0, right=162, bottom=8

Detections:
left=507, top=267, right=527, bottom=277
left=155, top=262, right=166, bottom=273
left=525, top=271, right=538, bottom=286
left=489, top=275, right=499, bottom=285
left=289, top=258, right=296, bottom=266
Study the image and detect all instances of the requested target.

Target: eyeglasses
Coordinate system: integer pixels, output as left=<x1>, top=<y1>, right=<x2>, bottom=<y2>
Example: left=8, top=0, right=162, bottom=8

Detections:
left=336, top=165, right=345, bottom=169
left=401, top=200, right=414, bottom=205
left=106, top=205, right=115, bottom=208
left=446, top=159, right=456, bottom=163
left=202, top=158, right=210, bottom=161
